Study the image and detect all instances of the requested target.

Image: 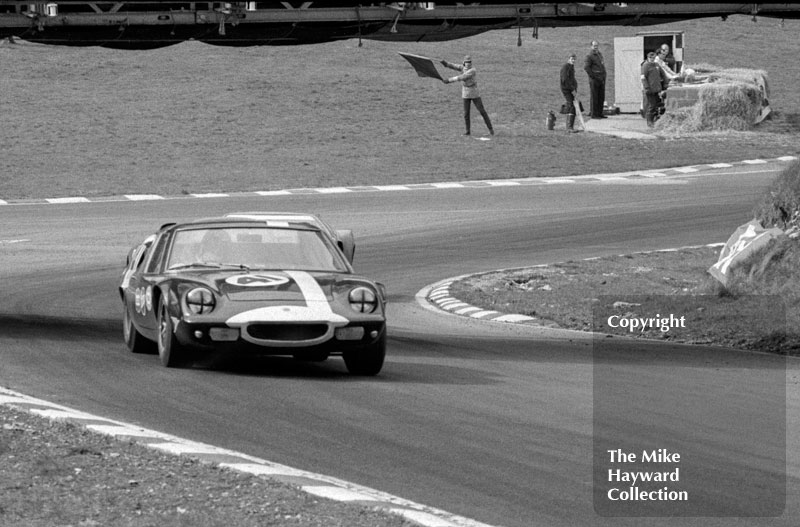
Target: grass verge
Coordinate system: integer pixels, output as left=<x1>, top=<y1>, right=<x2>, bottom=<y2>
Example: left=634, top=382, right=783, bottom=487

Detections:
left=0, top=404, right=412, bottom=527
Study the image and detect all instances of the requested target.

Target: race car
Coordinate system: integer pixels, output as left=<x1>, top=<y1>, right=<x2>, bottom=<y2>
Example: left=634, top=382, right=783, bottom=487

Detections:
left=119, top=215, right=386, bottom=375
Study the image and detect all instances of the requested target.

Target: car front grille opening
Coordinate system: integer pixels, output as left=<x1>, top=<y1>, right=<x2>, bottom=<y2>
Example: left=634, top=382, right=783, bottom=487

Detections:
left=245, top=324, right=329, bottom=341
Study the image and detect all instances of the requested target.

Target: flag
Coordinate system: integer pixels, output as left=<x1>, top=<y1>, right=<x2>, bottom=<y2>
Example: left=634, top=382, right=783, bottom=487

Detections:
left=398, top=52, right=444, bottom=81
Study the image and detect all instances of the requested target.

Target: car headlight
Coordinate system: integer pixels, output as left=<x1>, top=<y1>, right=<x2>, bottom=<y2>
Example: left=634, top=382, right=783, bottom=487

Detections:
left=348, top=287, right=378, bottom=314
left=185, top=287, right=216, bottom=315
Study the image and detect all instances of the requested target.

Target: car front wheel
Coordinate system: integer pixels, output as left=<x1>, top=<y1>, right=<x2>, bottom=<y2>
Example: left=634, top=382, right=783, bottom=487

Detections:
left=157, top=297, right=187, bottom=368
left=342, top=331, right=386, bottom=376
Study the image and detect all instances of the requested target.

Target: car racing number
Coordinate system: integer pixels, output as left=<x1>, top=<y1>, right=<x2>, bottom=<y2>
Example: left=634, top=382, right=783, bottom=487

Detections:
left=225, top=274, right=290, bottom=287
left=133, top=285, right=153, bottom=315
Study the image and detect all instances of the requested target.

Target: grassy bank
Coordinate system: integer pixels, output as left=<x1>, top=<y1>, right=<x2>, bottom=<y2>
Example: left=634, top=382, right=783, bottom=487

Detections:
left=2, top=15, right=799, bottom=200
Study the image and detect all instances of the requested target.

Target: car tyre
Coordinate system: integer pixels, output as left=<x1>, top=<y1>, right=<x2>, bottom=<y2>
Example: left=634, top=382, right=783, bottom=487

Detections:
left=157, top=297, right=188, bottom=368
left=343, top=331, right=386, bottom=376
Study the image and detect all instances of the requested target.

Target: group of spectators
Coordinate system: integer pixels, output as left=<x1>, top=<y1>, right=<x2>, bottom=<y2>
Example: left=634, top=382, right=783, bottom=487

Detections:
left=438, top=40, right=677, bottom=135
left=560, top=40, right=678, bottom=131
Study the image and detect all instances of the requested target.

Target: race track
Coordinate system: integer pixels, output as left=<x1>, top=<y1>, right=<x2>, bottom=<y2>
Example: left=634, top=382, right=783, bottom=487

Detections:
left=1, top=164, right=798, bottom=527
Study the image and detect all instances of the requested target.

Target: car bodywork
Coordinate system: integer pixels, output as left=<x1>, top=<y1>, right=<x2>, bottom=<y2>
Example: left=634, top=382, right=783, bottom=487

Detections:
left=120, top=215, right=386, bottom=375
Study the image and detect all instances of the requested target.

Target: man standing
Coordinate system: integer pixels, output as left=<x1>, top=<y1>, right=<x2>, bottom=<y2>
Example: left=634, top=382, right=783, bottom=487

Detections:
left=584, top=40, right=607, bottom=119
left=641, top=51, right=666, bottom=128
left=560, top=52, right=580, bottom=133
left=441, top=55, right=494, bottom=136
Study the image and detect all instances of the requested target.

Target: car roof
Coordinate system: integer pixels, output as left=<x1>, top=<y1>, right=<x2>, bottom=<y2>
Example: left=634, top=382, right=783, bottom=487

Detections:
left=160, top=217, right=322, bottom=233
left=224, top=212, right=323, bottom=223
left=223, top=212, right=335, bottom=232
left=226, top=212, right=340, bottom=235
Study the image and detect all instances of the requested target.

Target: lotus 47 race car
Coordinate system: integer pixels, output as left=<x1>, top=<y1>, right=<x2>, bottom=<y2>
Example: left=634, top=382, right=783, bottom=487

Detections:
left=119, top=214, right=386, bottom=375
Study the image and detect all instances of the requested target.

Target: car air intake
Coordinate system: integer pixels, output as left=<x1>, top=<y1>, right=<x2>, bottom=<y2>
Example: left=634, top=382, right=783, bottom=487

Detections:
left=245, top=324, right=329, bottom=341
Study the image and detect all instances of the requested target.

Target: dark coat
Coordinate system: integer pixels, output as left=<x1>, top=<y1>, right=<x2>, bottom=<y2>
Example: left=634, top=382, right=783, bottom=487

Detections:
left=560, top=62, right=577, bottom=93
left=641, top=61, right=665, bottom=95
left=584, top=50, right=606, bottom=81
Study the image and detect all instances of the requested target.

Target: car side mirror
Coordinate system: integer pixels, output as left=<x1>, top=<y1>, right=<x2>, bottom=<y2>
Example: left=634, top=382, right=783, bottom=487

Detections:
left=335, top=229, right=356, bottom=264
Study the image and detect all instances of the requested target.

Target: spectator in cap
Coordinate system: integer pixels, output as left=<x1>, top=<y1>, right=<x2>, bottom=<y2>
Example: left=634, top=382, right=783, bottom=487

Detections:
left=441, top=54, right=494, bottom=136
left=560, top=52, right=580, bottom=133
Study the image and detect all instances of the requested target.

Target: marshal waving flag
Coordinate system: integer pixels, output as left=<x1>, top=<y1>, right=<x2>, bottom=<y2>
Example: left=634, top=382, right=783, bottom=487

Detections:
left=398, top=52, right=444, bottom=81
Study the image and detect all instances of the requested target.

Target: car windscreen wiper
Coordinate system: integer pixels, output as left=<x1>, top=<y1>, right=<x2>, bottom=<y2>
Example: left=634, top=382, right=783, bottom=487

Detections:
left=168, top=262, right=251, bottom=271
left=167, top=262, right=223, bottom=270
left=218, top=262, right=251, bottom=272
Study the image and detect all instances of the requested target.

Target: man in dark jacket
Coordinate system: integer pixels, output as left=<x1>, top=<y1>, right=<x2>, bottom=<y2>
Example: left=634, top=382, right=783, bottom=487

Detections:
left=583, top=40, right=607, bottom=119
left=641, top=51, right=666, bottom=127
left=560, top=52, right=580, bottom=133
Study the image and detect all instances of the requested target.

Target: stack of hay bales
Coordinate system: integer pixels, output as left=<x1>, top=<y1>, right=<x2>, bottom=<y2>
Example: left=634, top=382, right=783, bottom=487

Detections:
left=657, top=65, right=770, bottom=133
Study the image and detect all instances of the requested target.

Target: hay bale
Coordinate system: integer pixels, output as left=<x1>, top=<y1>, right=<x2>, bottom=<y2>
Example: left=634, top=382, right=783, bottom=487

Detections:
left=657, top=66, right=770, bottom=133
left=696, top=81, right=763, bottom=129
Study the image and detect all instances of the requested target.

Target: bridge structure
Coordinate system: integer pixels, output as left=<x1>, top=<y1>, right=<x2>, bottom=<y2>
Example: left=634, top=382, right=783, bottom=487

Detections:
left=1, top=2, right=800, bottom=48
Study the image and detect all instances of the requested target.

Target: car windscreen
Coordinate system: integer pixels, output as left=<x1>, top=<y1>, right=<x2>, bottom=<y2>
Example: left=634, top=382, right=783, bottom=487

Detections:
left=166, top=227, right=347, bottom=272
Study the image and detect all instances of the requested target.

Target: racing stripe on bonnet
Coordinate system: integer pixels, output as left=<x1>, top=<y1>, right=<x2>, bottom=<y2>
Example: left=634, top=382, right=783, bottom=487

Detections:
left=225, top=271, right=348, bottom=325
left=283, top=270, right=348, bottom=324
left=285, top=270, right=328, bottom=304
